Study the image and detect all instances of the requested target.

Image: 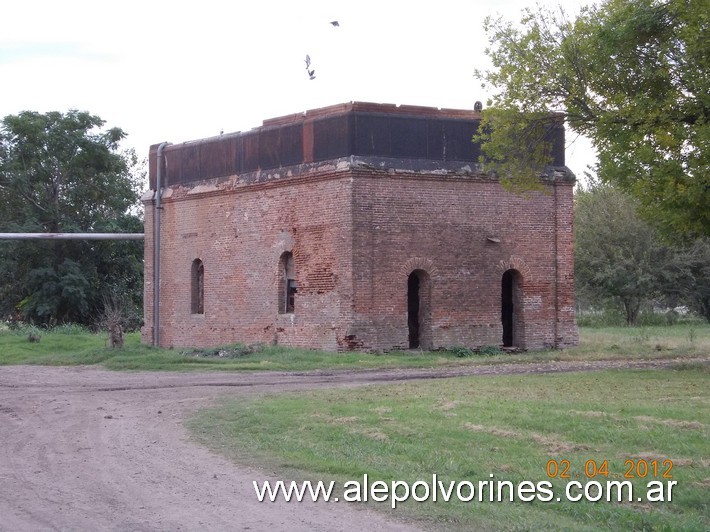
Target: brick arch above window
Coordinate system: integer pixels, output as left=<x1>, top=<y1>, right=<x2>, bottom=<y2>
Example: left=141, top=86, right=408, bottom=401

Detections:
left=274, top=231, right=296, bottom=257
left=399, top=257, right=439, bottom=278
left=496, top=256, right=531, bottom=279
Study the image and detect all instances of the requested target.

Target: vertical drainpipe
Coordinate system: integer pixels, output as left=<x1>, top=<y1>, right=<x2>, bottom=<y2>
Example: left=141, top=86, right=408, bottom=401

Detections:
left=154, top=142, right=169, bottom=346
left=553, top=178, right=559, bottom=349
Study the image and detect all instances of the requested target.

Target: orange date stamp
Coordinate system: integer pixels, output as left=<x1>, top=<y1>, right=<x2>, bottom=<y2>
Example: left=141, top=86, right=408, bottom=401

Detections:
left=546, top=459, right=673, bottom=479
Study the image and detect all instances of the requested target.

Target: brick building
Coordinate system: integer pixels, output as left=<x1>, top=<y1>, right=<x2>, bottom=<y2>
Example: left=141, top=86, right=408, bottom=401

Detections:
left=142, top=102, right=577, bottom=351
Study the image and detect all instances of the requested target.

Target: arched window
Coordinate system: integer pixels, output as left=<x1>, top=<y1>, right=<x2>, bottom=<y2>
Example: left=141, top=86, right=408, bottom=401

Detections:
left=191, top=259, right=205, bottom=314
left=278, top=252, right=296, bottom=314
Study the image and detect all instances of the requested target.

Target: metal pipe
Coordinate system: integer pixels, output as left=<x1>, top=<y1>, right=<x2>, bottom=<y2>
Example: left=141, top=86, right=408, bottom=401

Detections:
left=0, top=233, right=144, bottom=240
left=553, top=180, right=559, bottom=348
left=154, top=142, right=169, bottom=347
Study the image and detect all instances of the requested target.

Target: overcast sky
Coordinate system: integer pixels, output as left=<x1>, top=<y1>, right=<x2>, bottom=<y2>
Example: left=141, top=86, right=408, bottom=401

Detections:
left=1, top=0, right=597, bottom=181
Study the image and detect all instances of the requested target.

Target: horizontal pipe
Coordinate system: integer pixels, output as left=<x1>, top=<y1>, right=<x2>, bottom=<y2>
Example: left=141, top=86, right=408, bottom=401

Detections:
left=0, top=233, right=144, bottom=240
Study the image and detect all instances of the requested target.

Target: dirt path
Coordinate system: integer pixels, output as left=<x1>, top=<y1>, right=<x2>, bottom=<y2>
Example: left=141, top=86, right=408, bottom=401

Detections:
left=0, top=357, right=706, bottom=531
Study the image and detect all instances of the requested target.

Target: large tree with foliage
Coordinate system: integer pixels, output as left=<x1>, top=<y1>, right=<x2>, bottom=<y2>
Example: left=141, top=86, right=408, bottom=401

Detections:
left=575, top=180, right=710, bottom=324
left=671, top=236, right=710, bottom=322
left=475, top=0, right=709, bottom=237
left=0, top=110, right=144, bottom=327
left=574, top=182, right=672, bottom=324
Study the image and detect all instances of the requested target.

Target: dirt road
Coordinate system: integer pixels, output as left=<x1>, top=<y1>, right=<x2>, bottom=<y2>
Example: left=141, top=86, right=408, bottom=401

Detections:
left=0, top=358, right=704, bottom=531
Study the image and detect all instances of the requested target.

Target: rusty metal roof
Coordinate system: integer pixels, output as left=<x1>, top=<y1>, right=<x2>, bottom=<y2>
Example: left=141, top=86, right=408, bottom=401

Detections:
left=148, top=102, right=565, bottom=189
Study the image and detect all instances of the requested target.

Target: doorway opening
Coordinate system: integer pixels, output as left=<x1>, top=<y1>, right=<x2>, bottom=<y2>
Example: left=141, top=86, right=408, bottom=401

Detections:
left=501, top=269, right=523, bottom=347
left=408, top=269, right=431, bottom=349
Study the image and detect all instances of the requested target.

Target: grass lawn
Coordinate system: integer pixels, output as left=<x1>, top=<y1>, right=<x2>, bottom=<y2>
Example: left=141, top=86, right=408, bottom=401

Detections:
left=0, top=322, right=708, bottom=372
left=188, top=367, right=710, bottom=531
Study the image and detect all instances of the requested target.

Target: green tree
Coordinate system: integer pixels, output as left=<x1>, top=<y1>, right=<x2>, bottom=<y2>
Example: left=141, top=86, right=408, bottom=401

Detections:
left=575, top=182, right=672, bottom=325
left=672, top=237, right=710, bottom=322
left=0, top=110, right=144, bottom=327
left=476, top=0, right=709, bottom=237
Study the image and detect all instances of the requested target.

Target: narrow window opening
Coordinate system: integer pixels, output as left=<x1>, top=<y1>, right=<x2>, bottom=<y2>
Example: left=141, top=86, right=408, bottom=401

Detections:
left=408, top=272, right=421, bottom=348
left=502, top=269, right=523, bottom=347
left=279, top=252, right=296, bottom=314
left=287, top=279, right=297, bottom=313
left=191, top=259, right=204, bottom=314
left=502, top=271, right=513, bottom=347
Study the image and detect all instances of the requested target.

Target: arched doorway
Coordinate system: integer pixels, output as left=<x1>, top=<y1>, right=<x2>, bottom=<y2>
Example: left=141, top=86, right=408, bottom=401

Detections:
left=408, top=269, right=431, bottom=349
left=501, top=269, right=523, bottom=347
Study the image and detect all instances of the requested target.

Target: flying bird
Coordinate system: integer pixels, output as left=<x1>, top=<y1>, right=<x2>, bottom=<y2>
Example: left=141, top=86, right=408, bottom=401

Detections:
left=305, top=54, right=316, bottom=80
left=330, top=20, right=339, bottom=27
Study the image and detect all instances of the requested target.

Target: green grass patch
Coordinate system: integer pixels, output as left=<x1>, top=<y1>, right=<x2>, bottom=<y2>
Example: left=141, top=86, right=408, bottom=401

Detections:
left=0, top=323, right=708, bottom=372
left=188, top=368, right=710, bottom=530
left=575, top=323, right=710, bottom=359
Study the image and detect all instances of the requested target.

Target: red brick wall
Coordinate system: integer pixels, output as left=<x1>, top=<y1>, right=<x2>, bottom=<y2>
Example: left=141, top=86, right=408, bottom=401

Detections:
left=346, top=170, right=577, bottom=351
left=143, top=164, right=577, bottom=351
left=143, top=168, right=354, bottom=350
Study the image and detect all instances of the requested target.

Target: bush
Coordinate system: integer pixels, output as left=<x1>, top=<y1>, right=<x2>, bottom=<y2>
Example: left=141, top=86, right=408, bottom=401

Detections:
left=445, top=345, right=504, bottom=357
left=448, top=346, right=475, bottom=358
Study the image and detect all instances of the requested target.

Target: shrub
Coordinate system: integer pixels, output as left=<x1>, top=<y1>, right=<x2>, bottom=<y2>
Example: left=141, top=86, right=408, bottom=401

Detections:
left=445, top=345, right=504, bottom=357
left=448, top=346, right=474, bottom=358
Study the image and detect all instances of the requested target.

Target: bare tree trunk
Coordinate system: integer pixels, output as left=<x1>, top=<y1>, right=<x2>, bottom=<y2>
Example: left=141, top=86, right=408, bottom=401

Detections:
left=103, top=294, right=125, bottom=348
left=108, top=323, right=124, bottom=348
left=623, top=298, right=641, bottom=326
